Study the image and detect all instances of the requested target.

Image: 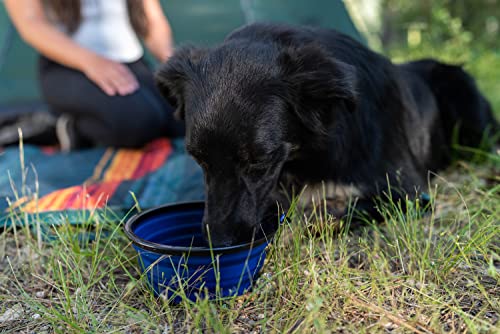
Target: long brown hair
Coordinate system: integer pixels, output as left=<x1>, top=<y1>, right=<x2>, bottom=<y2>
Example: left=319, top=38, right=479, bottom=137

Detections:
left=44, top=0, right=149, bottom=38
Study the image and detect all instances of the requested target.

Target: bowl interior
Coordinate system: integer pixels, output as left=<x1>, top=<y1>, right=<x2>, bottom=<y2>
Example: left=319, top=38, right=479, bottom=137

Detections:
left=132, top=207, right=207, bottom=248
left=126, top=201, right=275, bottom=255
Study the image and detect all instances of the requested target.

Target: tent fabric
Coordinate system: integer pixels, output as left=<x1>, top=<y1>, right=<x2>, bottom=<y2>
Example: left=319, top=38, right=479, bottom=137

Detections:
left=0, top=9, right=40, bottom=104
left=0, top=138, right=205, bottom=227
left=239, top=0, right=365, bottom=42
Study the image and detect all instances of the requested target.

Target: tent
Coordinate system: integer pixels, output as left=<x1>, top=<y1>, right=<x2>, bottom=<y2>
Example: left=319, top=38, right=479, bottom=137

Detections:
left=0, top=0, right=363, bottom=106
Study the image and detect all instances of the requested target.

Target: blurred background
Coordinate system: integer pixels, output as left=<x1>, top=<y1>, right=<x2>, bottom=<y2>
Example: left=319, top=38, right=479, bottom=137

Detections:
left=0, top=0, right=498, bottom=115
left=347, top=0, right=499, bottom=114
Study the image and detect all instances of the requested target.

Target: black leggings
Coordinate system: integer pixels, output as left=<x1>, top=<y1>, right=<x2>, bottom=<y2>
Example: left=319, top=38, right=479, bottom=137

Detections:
left=38, top=56, right=184, bottom=148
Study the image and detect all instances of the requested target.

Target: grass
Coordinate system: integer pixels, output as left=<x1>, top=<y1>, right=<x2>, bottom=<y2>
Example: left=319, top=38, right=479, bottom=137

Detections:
left=1, top=148, right=498, bottom=333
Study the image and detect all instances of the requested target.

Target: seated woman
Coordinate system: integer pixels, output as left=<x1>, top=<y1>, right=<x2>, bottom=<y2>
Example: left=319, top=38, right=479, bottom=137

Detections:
left=5, top=0, right=184, bottom=151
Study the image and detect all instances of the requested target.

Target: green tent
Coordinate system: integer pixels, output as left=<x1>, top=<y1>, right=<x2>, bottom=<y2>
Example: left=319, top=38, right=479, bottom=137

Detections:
left=0, top=0, right=363, bottom=106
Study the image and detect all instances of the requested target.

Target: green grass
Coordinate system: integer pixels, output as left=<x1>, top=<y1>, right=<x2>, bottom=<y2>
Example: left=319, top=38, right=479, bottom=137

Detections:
left=1, top=153, right=498, bottom=333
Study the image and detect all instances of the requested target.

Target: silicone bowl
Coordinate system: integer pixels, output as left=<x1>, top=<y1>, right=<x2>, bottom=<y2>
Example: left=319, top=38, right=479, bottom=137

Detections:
left=124, top=201, right=274, bottom=303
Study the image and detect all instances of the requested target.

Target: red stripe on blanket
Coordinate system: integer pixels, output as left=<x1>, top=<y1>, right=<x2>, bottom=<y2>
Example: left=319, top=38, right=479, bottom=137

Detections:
left=132, top=139, right=172, bottom=179
left=104, top=138, right=172, bottom=181
left=20, top=138, right=173, bottom=213
left=22, top=182, right=121, bottom=212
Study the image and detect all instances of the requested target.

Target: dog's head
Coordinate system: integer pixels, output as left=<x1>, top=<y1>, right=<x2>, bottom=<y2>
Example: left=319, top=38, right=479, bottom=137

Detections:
left=156, top=41, right=357, bottom=246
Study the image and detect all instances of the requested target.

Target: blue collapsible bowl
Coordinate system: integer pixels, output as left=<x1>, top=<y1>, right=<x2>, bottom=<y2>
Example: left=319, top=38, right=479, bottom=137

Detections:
left=124, top=201, right=274, bottom=303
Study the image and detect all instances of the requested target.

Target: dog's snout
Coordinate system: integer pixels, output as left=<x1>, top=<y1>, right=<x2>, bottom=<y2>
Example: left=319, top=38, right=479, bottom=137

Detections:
left=202, top=223, right=236, bottom=247
left=202, top=219, right=257, bottom=247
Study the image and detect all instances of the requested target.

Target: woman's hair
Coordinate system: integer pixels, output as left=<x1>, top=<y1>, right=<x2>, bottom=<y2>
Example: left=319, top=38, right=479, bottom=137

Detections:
left=43, top=0, right=149, bottom=38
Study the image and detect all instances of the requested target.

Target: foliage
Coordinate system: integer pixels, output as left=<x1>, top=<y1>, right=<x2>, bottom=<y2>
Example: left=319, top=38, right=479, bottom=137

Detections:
left=381, top=0, right=500, bottom=117
left=381, top=0, right=500, bottom=50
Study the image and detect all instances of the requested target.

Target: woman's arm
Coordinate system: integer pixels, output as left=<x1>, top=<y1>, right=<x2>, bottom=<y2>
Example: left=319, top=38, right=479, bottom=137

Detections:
left=4, top=0, right=138, bottom=96
left=143, top=0, right=175, bottom=63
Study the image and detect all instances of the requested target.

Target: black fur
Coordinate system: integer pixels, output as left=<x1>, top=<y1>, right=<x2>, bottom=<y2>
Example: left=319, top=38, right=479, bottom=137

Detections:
left=156, top=23, right=498, bottom=246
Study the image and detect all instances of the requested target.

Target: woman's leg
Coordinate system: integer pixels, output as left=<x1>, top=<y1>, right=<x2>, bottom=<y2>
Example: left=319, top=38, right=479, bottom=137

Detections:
left=38, top=56, right=184, bottom=149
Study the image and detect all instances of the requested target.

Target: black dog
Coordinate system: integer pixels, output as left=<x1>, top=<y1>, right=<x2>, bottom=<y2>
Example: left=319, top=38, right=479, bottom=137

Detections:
left=156, top=23, right=498, bottom=246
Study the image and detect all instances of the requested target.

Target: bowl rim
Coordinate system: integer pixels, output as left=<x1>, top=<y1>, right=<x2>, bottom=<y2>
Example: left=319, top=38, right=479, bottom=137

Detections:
left=124, top=201, right=275, bottom=256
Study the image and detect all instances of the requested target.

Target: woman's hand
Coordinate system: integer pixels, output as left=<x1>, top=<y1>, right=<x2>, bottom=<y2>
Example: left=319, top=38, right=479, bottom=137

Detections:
left=5, top=0, right=139, bottom=96
left=82, top=55, right=139, bottom=96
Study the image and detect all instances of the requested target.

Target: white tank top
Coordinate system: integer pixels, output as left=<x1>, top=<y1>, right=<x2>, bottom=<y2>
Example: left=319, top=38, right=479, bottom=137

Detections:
left=48, top=0, right=144, bottom=63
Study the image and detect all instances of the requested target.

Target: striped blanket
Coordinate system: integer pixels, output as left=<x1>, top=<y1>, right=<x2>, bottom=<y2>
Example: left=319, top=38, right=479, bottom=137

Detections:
left=0, top=138, right=204, bottom=227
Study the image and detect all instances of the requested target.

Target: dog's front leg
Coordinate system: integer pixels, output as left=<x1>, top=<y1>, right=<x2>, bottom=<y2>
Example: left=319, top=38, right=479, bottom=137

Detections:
left=295, top=181, right=431, bottom=228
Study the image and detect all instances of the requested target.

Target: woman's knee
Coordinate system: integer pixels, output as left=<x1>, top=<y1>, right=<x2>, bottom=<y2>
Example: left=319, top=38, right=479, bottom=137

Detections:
left=42, top=72, right=175, bottom=147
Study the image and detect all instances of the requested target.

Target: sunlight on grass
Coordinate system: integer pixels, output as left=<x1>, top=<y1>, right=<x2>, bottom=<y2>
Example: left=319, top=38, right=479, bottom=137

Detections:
left=2, top=153, right=498, bottom=332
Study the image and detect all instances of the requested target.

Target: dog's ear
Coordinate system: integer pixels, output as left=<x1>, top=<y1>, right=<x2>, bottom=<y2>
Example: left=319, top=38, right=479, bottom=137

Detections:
left=155, top=46, right=208, bottom=120
left=279, top=44, right=357, bottom=130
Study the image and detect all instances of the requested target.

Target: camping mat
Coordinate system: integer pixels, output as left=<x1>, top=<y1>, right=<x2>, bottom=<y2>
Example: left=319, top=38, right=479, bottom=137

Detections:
left=0, top=138, right=205, bottom=227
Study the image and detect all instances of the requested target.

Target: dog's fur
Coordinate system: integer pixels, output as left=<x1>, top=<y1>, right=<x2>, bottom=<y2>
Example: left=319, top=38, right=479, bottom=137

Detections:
left=156, top=23, right=498, bottom=246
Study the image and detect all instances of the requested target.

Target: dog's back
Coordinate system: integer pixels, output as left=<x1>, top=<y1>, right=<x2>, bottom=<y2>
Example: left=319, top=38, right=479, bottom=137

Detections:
left=402, top=60, right=498, bottom=170
left=226, top=24, right=498, bottom=185
left=156, top=23, right=498, bottom=239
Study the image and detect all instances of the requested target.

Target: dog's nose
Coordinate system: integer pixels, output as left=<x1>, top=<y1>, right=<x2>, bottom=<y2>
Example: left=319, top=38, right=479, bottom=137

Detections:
left=202, top=220, right=257, bottom=247
left=202, top=222, right=238, bottom=247
left=207, top=233, right=238, bottom=247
